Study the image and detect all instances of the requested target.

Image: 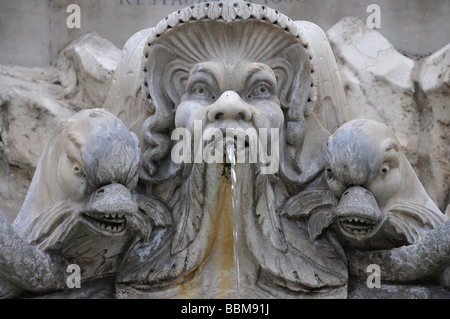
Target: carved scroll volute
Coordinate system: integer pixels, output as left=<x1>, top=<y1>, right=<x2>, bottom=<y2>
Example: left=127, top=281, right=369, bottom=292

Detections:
left=279, top=21, right=347, bottom=186
left=103, top=28, right=154, bottom=147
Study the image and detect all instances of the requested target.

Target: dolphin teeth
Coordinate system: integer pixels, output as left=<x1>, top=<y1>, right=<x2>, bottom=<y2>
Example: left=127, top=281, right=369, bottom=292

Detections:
left=83, top=213, right=127, bottom=234
left=340, top=216, right=378, bottom=236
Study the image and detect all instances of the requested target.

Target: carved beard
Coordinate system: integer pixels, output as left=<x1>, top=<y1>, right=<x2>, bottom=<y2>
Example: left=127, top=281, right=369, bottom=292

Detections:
left=116, top=134, right=279, bottom=290
left=117, top=137, right=348, bottom=297
left=116, top=140, right=245, bottom=290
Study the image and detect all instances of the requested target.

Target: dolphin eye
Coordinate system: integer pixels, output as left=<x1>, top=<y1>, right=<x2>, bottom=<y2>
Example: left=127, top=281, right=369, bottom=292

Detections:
left=73, top=163, right=85, bottom=177
left=380, top=162, right=390, bottom=175
left=326, top=167, right=334, bottom=178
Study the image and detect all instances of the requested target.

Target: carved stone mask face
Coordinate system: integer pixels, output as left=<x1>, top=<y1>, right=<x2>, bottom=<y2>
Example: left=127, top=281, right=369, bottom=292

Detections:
left=138, top=16, right=315, bottom=182
left=175, top=60, right=284, bottom=138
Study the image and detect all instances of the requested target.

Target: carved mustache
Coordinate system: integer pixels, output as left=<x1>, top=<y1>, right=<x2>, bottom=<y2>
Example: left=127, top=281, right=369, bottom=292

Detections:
left=172, top=124, right=280, bottom=174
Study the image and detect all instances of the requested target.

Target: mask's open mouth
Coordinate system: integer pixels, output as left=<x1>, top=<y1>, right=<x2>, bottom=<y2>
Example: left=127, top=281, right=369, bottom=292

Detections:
left=338, top=215, right=379, bottom=236
left=83, top=212, right=127, bottom=235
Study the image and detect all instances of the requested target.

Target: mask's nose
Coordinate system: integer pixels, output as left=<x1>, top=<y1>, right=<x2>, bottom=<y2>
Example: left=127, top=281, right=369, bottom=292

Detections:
left=207, top=91, right=253, bottom=123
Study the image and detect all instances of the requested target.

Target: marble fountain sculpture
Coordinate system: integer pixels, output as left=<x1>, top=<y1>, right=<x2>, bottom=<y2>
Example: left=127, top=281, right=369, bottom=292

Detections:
left=0, top=0, right=449, bottom=299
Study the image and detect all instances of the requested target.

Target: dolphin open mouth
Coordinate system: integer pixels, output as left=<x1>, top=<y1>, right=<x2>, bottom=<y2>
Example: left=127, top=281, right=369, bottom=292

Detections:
left=83, top=212, right=128, bottom=235
left=80, top=183, right=139, bottom=237
left=333, top=186, right=384, bottom=239
left=338, top=215, right=379, bottom=236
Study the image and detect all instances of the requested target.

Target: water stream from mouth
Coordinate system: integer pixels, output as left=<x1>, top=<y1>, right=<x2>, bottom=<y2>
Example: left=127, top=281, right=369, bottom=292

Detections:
left=226, top=139, right=240, bottom=298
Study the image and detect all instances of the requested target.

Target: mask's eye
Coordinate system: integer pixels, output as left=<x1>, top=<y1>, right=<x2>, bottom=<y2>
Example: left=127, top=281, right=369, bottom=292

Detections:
left=191, top=83, right=216, bottom=100
left=248, top=82, right=272, bottom=99
left=380, top=162, right=390, bottom=175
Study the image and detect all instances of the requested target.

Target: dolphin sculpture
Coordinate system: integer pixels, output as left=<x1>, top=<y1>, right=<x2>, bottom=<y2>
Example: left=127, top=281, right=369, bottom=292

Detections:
left=0, top=109, right=170, bottom=298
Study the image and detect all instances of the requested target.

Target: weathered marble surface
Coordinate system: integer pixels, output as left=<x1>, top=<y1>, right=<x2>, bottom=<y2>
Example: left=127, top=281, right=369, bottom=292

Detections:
left=104, top=0, right=350, bottom=298
left=327, top=17, right=450, bottom=214
left=0, top=108, right=154, bottom=298
left=0, top=1, right=449, bottom=299
left=326, top=119, right=446, bottom=249
left=2, top=0, right=450, bottom=67
left=1, top=19, right=448, bottom=224
left=0, top=33, right=122, bottom=221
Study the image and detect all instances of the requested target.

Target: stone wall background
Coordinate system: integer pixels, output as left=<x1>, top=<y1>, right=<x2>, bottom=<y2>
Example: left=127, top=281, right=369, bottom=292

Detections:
left=1, top=0, right=450, bottom=67
left=0, top=1, right=449, bottom=222
left=327, top=18, right=450, bottom=216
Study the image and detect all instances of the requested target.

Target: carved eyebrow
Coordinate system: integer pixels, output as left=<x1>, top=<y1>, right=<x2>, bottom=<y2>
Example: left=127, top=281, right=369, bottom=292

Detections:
left=382, top=146, right=400, bottom=165
left=384, top=140, right=399, bottom=153
left=372, top=140, right=400, bottom=173
left=65, top=134, right=84, bottom=169
left=378, top=139, right=399, bottom=160
left=242, top=64, right=277, bottom=91
left=186, top=64, right=220, bottom=91
left=68, top=133, right=82, bottom=149
left=189, top=64, right=212, bottom=77
left=243, top=63, right=275, bottom=77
